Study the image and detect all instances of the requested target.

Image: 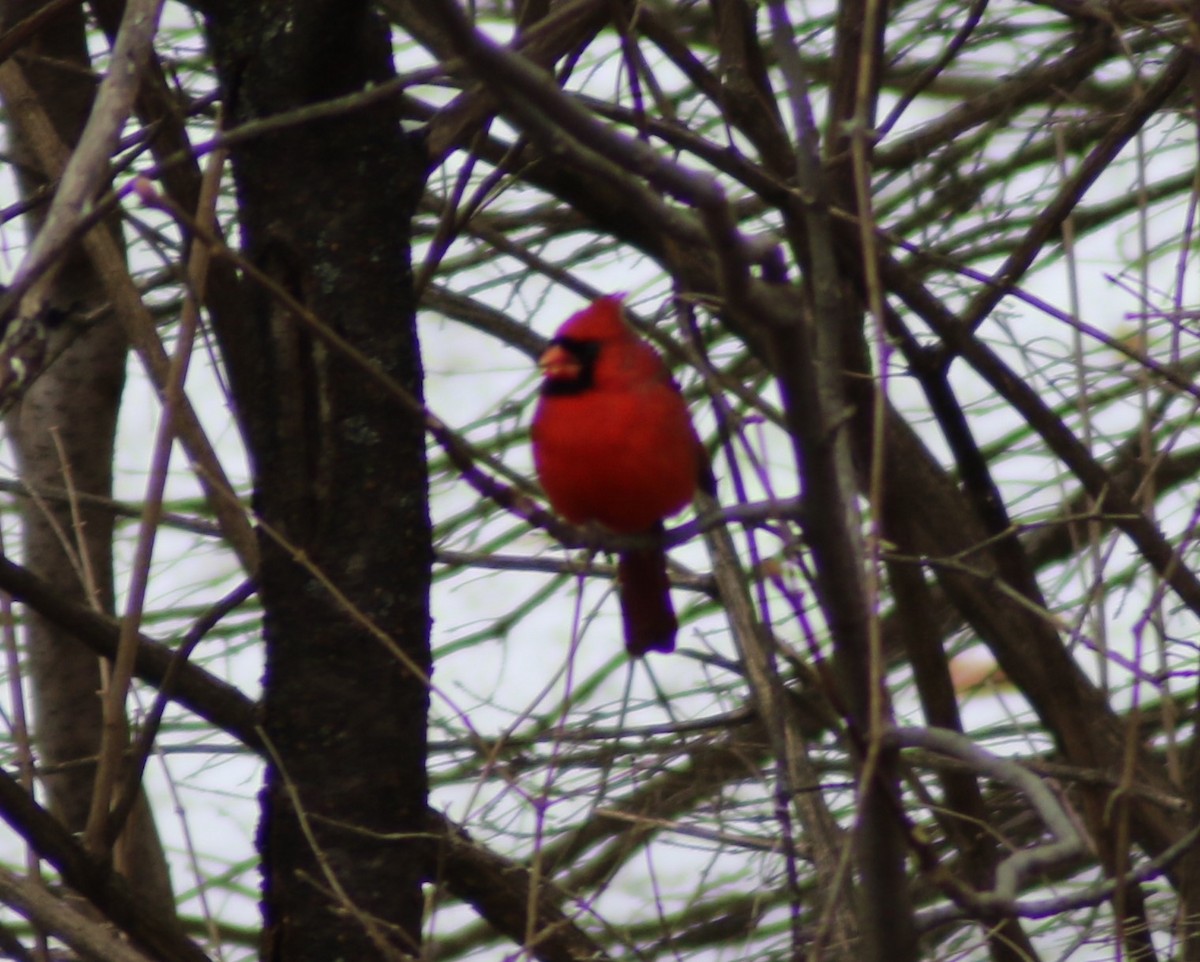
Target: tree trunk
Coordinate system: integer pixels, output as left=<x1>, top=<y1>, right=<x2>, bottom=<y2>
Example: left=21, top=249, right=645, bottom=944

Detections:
left=1, top=0, right=175, bottom=917
left=204, top=2, right=432, bottom=958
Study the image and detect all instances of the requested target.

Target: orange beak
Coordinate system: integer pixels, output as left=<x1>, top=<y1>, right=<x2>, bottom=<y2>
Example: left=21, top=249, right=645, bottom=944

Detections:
left=538, top=342, right=582, bottom=381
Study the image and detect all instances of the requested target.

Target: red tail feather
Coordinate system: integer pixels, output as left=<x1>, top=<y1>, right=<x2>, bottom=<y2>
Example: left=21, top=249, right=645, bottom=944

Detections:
left=617, top=543, right=677, bottom=656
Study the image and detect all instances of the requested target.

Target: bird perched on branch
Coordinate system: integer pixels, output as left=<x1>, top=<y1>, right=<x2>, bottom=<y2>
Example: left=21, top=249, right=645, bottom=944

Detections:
left=532, top=295, right=711, bottom=656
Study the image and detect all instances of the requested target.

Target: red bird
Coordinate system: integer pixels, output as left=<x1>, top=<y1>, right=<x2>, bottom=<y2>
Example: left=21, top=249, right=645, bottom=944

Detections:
left=532, top=296, right=710, bottom=656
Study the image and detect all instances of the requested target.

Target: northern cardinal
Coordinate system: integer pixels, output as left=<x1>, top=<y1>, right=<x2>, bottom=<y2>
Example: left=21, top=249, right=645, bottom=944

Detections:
left=532, top=295, right=710, bottom=656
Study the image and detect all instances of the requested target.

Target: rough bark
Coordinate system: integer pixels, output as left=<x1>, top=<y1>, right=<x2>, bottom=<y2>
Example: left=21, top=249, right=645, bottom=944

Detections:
left=1, top=0, right=174, bottom=916
left=204, top=2, right=432, bottom=959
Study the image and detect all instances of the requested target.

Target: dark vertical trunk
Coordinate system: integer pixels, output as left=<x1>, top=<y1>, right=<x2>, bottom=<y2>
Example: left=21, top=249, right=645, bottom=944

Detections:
left=204, top=3, right=432, bottom=959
